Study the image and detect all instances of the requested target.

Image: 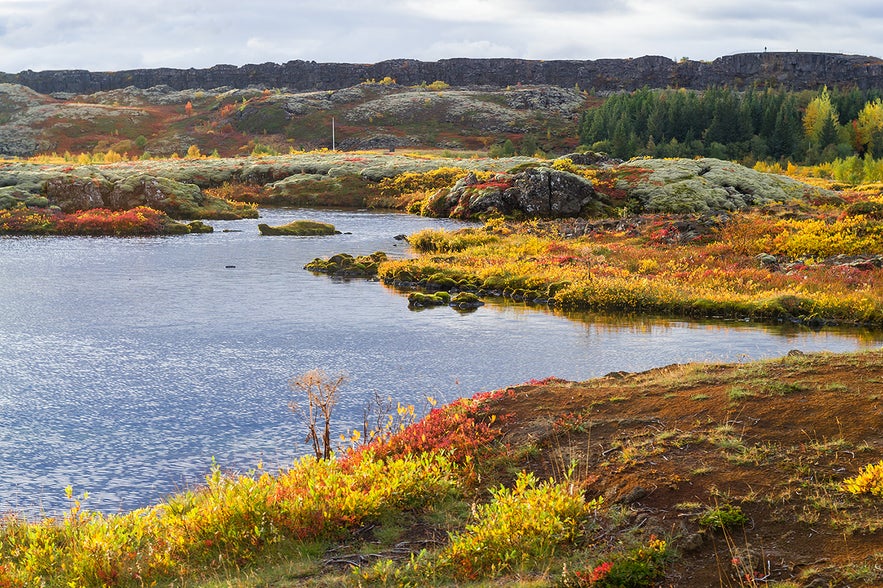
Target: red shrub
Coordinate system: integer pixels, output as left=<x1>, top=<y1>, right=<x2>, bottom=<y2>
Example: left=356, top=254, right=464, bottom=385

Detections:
left=346, top=389, right=510, bottom=465
left=56, top=206, right=167, bottom=236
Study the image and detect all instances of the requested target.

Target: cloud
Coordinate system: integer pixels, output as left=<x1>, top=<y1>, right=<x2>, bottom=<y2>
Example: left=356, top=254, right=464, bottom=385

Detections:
left=0, top=0, right=881, bottom=73
left=422, top=39, right=516, bottom=60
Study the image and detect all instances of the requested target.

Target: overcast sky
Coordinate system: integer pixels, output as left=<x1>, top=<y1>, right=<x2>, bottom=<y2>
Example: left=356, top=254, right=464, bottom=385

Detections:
left=1, top=0, right=882, bottom=73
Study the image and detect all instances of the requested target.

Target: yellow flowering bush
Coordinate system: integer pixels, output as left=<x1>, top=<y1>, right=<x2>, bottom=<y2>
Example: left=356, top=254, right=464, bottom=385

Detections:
left=763, top=215, right=883, bottom=258
left=842, top=460, right=883, bottom=497
left=439, top=472, right=598, bottom=580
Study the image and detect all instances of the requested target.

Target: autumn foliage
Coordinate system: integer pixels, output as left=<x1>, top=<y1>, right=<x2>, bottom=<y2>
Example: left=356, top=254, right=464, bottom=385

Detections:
left=0, top=206, right=174, bottom=236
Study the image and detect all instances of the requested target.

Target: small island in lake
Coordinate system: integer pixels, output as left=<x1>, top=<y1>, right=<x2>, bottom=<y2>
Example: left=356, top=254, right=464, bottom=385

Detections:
left=257, top=219, right=340, bottom=236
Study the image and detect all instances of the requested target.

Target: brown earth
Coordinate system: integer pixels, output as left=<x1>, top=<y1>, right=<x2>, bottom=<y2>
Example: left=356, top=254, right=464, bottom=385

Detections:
left=477, top=349, right=883, bottom=587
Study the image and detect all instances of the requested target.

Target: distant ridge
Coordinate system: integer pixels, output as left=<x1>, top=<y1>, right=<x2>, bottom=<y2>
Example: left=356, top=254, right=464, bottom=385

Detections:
left=2, top=52, right=883, bottom=94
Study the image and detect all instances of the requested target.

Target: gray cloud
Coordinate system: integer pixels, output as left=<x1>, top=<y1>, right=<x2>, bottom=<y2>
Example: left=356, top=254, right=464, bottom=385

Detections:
left=0, top=0, right=881, bottom=73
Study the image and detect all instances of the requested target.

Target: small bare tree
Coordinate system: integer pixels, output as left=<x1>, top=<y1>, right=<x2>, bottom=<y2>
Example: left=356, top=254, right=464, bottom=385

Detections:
left=289, top=369, right=346, bottom=460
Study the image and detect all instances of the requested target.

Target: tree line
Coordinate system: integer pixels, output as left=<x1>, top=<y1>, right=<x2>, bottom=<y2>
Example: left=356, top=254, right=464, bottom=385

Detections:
left=579, top=86, right=883, bottom=164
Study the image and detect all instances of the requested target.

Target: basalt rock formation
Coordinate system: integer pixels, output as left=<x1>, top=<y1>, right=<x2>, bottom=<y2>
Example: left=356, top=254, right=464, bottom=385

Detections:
left=3, top=52, right=883, bottom=95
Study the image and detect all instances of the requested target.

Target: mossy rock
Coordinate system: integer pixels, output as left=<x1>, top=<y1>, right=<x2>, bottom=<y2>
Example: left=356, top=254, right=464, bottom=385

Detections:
left=186, top=220, right=214, bottom=233
left=258, top=220, right=340, bottom=236
left=304, top=251, right=387, bottom=278
left=0, top=186, right=38, bottom=209
left=480, top=276, right=508, bottom=290
left=547, top=281, right=572, bottom=297
left=426, top=274, right=459, bottom=291
left=450, top=292, right=484, bottom=309
left=24, top=195, right=50, bottom=208
left=617, top=158, right=836, bottom=214
left=408, top=291, right=450, bottom=308
left=386, top=269, right=416, bottom=284
left=267, top=174, right=369, bottom=207
left=162, top=220, right=192, bottom=235
left=329, top=253, right=355, bottom=264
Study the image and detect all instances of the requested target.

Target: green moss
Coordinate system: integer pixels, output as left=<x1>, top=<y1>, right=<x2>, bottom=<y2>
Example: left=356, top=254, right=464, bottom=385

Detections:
left=408, top=291, right=450, bottom=308
left=426, top=273, right=459, bottom=291
left=698, top=504, right=748, bottom=530
left=186, top=220, right=214, bottom=233
left=258, top=220, right=339, bottom=236
left=305, top=251, right=388, bottom=277
left=619, top=158, right=835, bottom=214
left=450, top=292, right=484, bottom=309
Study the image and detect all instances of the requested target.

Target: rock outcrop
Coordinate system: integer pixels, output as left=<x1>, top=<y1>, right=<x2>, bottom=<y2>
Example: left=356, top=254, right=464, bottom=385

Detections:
left=425, top=168, right=604, bottom=219
left=3, top=52, right=883, bottom=95
left=510, top=167, right=599, bottom=217
left=42, top=173, right=255, bottom=219
left=422, top=157, right=835, bottom=219
left=617, top=158, right=836, bottom=214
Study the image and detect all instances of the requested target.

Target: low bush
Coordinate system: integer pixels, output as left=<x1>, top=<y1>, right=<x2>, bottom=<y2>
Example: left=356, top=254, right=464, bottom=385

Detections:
left=0, top=205, right=189, bottom=236
left=353, top=391, right=503, bottom=464
left=439, top=471, right=597, bottom=580
left=698, top=504, right=749, bottom=530
left=569, top=536, right=670, bottom=587
left=842, top=460, right=883, bottom=497
left=0, top=453, right=459, bottom=585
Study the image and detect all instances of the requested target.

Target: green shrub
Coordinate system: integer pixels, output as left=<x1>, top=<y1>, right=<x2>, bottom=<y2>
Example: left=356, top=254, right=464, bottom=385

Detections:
left=572, top=536, right=671, bottom=587
left=698, top=504, right=748, bottom=529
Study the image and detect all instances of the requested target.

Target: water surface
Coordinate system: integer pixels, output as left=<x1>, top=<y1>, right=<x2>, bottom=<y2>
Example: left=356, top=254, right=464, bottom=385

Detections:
left=0, top=208, right=879, bottom=516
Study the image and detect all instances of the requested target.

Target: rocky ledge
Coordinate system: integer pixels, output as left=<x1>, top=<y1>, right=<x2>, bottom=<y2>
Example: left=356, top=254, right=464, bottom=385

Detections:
left=3, top=53, right=883, bottom=94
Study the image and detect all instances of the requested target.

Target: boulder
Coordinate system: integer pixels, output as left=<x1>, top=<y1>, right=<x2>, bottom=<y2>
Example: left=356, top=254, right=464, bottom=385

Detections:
left=509, top=167, right=597, bottom=217
left=425, top=167, right=601, bottom=219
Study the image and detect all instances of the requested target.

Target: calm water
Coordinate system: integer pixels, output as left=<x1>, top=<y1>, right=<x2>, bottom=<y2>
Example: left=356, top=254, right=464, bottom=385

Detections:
left=0, top=208, right=880, bottom=516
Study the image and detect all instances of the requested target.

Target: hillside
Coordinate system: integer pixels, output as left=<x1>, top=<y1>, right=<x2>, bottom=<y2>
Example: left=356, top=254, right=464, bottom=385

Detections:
left=0, top=81, right=586, bottom=157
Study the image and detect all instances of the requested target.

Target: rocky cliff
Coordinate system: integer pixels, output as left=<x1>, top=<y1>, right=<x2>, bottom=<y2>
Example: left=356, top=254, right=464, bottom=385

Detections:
left=3, top=52, right=883, bottom=94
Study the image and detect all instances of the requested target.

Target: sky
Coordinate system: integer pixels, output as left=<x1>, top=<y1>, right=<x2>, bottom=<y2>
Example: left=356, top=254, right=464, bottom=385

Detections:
left=1, top=0, right=882, bottom=73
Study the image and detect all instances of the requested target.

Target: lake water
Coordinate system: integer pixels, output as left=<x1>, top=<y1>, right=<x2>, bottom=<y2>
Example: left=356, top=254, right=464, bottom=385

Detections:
left=1, top=208, right=880, bottom=517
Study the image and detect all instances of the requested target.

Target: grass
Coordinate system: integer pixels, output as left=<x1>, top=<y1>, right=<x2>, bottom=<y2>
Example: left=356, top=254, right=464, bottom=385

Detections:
left=727, top=386, right=757, bottom=401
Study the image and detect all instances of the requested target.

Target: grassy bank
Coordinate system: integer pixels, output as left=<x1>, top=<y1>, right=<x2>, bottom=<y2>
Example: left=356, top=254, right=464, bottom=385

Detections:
left=377, top=206, right=883, bottom=326
left=1, top=350, right=881, bottom=586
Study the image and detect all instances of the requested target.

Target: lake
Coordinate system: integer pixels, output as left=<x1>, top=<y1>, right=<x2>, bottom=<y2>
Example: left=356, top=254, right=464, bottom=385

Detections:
left=1, top=208, right=880, bottom=517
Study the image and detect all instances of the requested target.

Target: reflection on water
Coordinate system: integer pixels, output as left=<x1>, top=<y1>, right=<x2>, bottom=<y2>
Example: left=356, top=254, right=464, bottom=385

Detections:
left=0, top=208, right=880, bottom=516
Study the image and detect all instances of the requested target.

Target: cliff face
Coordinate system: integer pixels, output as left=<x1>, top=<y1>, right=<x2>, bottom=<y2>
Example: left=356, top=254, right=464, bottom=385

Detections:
left=3, top=52, right=883, bottom=94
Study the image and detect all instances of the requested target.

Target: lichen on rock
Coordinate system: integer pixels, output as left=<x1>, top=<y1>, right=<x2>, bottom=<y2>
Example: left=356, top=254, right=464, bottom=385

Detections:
left=617, top=158, right=836, bottom=214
